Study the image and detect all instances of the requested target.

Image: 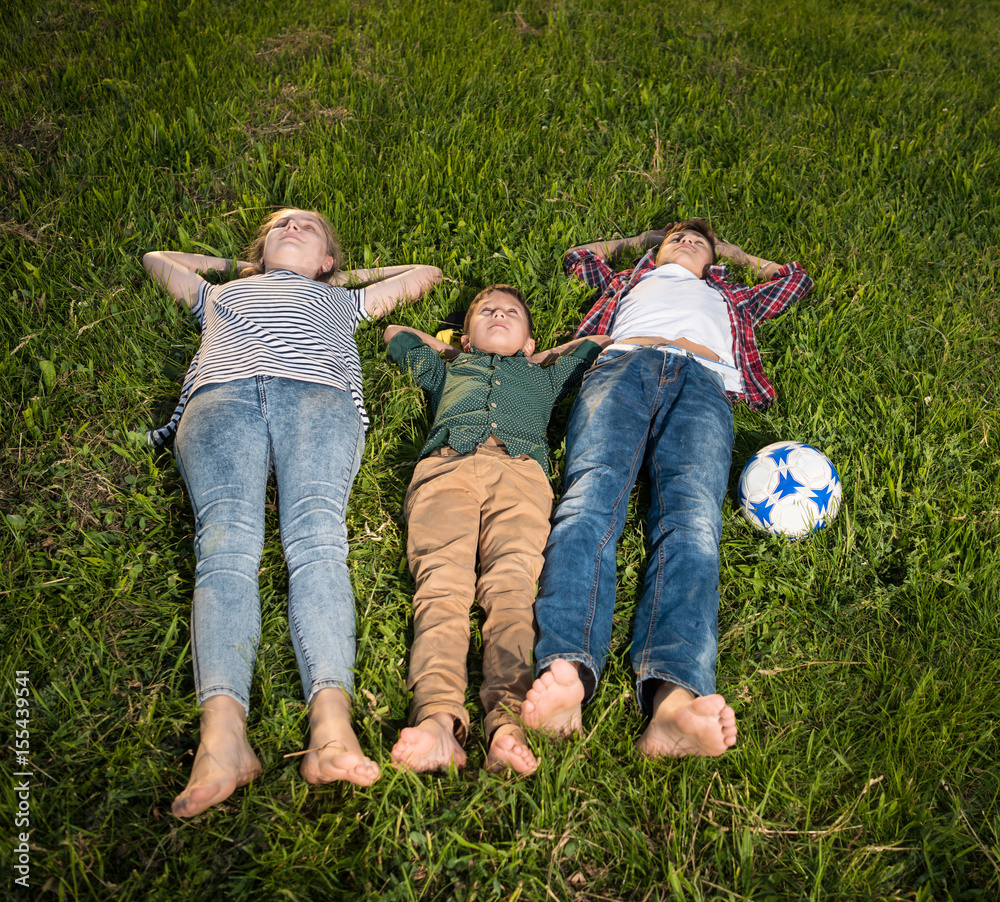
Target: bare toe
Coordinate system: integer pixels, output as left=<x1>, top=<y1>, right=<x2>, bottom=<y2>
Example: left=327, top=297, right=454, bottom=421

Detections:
left=486, top=725, right=538, bottom=776
left=391, top=714, right=466, bottom=772
left=301, top=740, right=381, bottom=787
left=639, top=689, right=738, bottom=759
left=522, top=659, right=585, bottom=736
left=173, top=699, right=261, bottom=818
left=300, top=688, right=381, bottom=787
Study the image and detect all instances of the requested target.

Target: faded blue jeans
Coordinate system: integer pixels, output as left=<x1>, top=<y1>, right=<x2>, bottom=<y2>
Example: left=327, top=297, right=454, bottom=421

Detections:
left=534, top=346, right=734, bottom=713
left=174, top=376, right=364, bottom=713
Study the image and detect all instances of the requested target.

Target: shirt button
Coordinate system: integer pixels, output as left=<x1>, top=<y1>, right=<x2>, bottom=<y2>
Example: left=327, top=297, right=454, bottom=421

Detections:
left=491, top=423, right=498, bottom=429
left=495, top=380, right=500, bottom=385
left=490, top=403, right=497, bottom=408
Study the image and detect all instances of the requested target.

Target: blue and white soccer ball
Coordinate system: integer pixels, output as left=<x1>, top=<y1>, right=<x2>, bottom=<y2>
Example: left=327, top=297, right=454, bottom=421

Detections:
left=737, top=442, right=842, bottom=538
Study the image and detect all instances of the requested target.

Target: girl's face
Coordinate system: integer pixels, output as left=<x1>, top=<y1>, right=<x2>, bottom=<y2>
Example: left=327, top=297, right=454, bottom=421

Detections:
left=261, top=211, right=335, bottom=279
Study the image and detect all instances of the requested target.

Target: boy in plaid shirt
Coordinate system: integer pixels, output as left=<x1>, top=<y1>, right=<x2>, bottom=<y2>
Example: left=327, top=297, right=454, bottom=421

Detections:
left=522, top=221, right=813, bottom=757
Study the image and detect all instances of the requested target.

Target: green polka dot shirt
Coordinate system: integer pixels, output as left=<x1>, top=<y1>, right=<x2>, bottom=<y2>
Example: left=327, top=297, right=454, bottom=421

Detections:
left=387, top=331, right=602, bottom=476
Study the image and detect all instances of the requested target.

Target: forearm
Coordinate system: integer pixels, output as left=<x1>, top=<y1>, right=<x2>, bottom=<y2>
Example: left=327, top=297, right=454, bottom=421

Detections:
left=143, top=251, right=242, bottom=307
left=528, top=334, right=612, bottom=366
left=565, top=229, right=664, bottom=263
left=352, top=264, right=443, bottom=318
left=715, top=241, right=786, bottom=281
left=744, top=254, right=784, bottom=281
left=383, top=325, right=459, bottom=358
left=143, top=251, right=244, bottom=276
left=333, top=264, right=427, bottom=286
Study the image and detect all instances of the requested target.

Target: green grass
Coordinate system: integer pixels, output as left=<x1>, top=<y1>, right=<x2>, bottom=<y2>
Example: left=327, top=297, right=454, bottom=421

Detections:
left=3, top=0, right=999, bottom=898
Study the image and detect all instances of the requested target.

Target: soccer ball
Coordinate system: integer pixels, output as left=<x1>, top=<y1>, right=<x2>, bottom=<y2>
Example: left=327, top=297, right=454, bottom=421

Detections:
left=737, top=442, right=842, bottom=538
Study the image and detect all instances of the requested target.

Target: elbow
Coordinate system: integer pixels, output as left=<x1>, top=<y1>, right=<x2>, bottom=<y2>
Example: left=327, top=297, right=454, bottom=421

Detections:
left=141, top=251, right=159, bottom=274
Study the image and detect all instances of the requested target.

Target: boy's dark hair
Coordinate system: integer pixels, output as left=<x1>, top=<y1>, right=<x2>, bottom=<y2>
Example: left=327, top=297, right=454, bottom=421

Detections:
left=664, top=219, right=718, bottom=264
left=463, top=284, right=534, bottom=335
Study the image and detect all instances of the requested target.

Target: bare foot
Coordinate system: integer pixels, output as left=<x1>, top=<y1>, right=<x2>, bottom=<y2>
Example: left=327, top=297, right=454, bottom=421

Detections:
left=173, top=695, right=262, bottom=818
left=390, top=712, right=467, bottom=772
left=522, top=659, right=585, bottom=736
left=637, top=683, right=737, bottom=758
left=299, top=688, right=381, bottom=787
left=486, top=724, right=538, bottom=775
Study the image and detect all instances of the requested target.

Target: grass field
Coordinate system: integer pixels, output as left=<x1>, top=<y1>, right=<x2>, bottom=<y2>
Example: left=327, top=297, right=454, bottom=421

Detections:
left=3, top=0, right=999, bottom=898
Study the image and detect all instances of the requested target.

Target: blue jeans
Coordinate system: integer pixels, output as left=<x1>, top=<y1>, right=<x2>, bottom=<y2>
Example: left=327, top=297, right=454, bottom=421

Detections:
left=174, top=376, right=364, bottom=713
left=534, top=347, right=734, bottom=713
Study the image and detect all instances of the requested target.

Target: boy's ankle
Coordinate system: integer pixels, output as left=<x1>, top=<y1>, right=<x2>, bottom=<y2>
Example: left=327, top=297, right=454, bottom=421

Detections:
left=413, top=708, right=468, bottom=745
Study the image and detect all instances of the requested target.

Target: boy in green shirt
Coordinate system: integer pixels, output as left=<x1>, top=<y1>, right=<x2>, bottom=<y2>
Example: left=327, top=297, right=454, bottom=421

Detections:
left=384, top=285, right=607, bottom=774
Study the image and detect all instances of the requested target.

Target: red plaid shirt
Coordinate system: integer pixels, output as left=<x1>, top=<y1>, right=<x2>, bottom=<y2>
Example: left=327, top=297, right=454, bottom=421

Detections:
left=566, top=248, right=814, bottom=410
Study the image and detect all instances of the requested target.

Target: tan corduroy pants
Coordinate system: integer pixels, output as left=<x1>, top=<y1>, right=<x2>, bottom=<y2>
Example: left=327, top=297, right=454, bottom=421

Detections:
left=403, top=443, right=553, bottom=743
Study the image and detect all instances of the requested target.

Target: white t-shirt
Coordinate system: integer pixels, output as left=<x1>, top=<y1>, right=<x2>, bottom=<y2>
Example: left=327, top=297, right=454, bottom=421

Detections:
left=612, top=264, right=743, bottom=392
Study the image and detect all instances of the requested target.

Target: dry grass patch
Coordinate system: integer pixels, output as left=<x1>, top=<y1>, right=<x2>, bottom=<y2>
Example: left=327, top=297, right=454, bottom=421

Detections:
left=255, top=27, right=338, bottom=62
left=0, top=220, right=42, bottom=243
left=245, top=84, right=355, bottom=139
left=0, top=116, right=62, bottom=198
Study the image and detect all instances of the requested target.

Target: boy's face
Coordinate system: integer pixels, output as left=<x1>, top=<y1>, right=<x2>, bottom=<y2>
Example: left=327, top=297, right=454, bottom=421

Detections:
left=655, top=228, right=713, bottom=278
left=461, top=291, right=536, bottom=357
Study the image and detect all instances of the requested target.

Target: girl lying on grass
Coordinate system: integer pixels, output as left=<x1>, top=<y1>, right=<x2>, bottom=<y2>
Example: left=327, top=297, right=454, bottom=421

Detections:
left=143, top=209, right=442, bottom=817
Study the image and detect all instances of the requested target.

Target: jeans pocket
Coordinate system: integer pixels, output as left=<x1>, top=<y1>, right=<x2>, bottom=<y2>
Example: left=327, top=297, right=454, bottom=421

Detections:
left=707, top=370, right=734, bottom=410
left=587, top=346, right=636, bottom=374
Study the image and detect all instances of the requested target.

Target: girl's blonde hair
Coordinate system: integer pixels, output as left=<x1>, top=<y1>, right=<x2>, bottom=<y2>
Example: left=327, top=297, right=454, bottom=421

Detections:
left=242, top=208, right=343, bottom=283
